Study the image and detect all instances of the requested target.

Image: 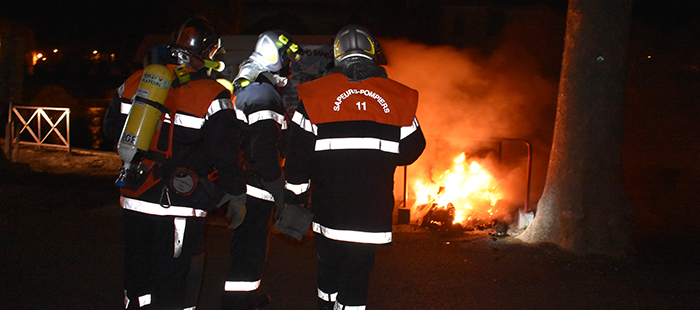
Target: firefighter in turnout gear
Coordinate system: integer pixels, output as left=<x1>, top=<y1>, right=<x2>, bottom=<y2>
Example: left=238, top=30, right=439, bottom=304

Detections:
left=219, top=30, right=301, bottom=310
left=102, top=15, right=247, bottom=309
left=284, top=25, right=426, bottom=310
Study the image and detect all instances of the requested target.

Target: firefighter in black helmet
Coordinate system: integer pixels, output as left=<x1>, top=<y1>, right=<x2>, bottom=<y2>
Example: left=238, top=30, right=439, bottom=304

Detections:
left=171, top=16, right=222, bottom=67
left=284, top=24, right=426, bottom=310
left=103, top=15, right=247, bottom=309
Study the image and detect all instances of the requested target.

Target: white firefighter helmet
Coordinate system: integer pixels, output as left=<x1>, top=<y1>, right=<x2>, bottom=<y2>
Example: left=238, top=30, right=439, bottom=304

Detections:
left=234, top=30, right=300, bottom=88
left=249, top=30, right=300, bottom=73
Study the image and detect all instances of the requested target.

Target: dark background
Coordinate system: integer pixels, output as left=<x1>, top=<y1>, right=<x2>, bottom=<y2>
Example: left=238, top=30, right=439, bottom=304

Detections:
left=2, top=0, right=697, bottom=108
left=1, top=1, right=699, bottom=308
left=1, top=0, right=696, bottom=96
left=2, top=0, right=699, bottom=253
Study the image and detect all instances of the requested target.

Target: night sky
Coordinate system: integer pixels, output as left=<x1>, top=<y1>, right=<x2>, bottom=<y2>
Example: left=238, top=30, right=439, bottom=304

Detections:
left=3, top=0, right=696, bottom=58
left=2, top=0, right=178, bottom=54
left=2, top=0, right=697, bottom=101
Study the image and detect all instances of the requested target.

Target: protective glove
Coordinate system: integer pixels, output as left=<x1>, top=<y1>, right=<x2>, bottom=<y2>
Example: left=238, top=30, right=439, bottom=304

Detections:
left=274, top=203, right=313, bottom=241
left=218, top=193, right=247, bottom=229
left=262, top=176, right=285, bottom=220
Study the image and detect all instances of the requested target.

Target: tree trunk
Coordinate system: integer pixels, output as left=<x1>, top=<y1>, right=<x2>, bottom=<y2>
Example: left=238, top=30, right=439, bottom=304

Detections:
left=517, top=0, right=634, bottom=256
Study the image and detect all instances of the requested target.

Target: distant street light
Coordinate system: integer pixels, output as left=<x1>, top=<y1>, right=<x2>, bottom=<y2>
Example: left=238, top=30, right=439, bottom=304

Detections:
left=33, top=52, right=44, bottom=65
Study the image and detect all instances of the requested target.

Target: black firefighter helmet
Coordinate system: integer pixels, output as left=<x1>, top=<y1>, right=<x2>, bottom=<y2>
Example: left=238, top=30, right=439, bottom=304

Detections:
left=169, top=15, right=223, bottom=70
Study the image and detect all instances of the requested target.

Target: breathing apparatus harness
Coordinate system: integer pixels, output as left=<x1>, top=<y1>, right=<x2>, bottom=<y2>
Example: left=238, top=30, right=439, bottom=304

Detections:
left=117, top=62, right=229, bottom=211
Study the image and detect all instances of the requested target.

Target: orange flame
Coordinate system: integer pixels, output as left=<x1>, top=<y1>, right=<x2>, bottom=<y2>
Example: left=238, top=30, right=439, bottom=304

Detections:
left=411, top=153, right=503, bottom=225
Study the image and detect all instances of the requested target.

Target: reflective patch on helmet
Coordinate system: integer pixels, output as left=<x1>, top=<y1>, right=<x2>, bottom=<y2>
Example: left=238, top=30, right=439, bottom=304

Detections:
left=278, top=34, right=290, bottom=46
left=279, top=34, right=300, bottom=61
left=258, top=36, right=279, bottom=65
left=363, top=37, right=375, bottom=56
left=334, top=40, right=346, bottom=59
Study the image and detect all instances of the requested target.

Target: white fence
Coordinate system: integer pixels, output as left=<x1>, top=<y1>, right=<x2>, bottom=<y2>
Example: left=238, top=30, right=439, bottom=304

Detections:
left=8, top=106, right=71, bottom=153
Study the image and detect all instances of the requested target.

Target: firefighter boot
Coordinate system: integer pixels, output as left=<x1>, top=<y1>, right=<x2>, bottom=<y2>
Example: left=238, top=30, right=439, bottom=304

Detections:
left=317, top=299, right=334, bottom=310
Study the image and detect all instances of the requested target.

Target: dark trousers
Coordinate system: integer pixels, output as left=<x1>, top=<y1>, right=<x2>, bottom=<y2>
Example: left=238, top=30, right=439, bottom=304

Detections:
left=123, top=210, right=206, bottom=310
left=220, top=196, right=274, bottom=310
left=315, top=233, right=377, bottom=309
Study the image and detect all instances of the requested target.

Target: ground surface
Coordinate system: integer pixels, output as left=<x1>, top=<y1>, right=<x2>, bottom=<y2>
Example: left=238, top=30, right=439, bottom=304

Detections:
left=1, top=147, right=699, bottom=309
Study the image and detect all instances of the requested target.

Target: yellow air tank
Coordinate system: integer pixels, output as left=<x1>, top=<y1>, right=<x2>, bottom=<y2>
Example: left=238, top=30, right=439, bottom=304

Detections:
left=116, top=64, right=174, bottom=187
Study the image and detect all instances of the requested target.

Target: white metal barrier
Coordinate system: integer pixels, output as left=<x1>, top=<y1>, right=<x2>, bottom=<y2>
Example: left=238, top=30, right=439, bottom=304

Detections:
left=10, top=106, right=71, bottom=152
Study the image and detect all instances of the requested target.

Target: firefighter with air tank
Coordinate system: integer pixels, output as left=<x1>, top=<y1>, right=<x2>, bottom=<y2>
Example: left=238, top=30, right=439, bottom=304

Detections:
left=103, top=15, right=247, bottom=309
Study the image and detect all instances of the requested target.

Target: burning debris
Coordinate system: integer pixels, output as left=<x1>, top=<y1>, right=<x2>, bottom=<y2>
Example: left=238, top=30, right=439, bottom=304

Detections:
left=411, top=152, right=514, bottom=234
left=420, top=202, right=456, bottom=231
left=418, top=202, right=505, bottom=233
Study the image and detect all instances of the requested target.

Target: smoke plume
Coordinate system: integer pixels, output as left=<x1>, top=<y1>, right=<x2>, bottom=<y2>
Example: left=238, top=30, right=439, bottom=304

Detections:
left=382, top=7, right=565, bottom=217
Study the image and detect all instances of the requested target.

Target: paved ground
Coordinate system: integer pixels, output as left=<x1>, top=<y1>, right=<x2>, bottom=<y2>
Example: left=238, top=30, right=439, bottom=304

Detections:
left=1, top=148, right=699, bottom=309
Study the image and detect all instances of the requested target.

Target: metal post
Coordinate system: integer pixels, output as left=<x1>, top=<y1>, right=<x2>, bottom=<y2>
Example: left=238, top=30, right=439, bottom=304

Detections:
left=403, top=165, right=407, bottom=208
left=497, top=138, right=533, bottom=213
left=525, top=140, right=532, bottom=213
left=4, top=101, right=11, bottom=157
left=397, top=165, right=411, bottom=225
left=37, top=111, right=42, bottom=149
left=4, top=73, right=14, bottom=158
left=66, top=109, right=71, bottom=153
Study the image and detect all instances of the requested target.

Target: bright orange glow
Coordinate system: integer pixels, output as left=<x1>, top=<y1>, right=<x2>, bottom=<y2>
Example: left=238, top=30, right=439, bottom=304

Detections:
left=32, top=52, right=43, bottom=65
left=411, top=153, right=503, bottom=226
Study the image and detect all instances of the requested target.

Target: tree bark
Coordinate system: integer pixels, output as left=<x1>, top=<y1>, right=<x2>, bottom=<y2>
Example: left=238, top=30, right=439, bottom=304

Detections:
left=517, top=0, right=634, bottom=256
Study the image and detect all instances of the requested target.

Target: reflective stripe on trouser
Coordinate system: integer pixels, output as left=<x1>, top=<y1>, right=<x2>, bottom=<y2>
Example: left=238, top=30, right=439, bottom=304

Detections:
left=334, top=302, right=366, bottom=310
left=224, top=279, right=261, bottom=292
left=315, top=234, right=376, bottom=310
left=318, top=288, right=337, bottom=310
left=220, top=196, right=275, bottom=309
left=312, top=222, right=392, bottom=245
left=246, top=184, right=275, bottom=202
left=123, top=210, right=206, bottom=309
left=124, top=292, right=198, bottom=309
left=317, top=292, right=366, bottom=310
